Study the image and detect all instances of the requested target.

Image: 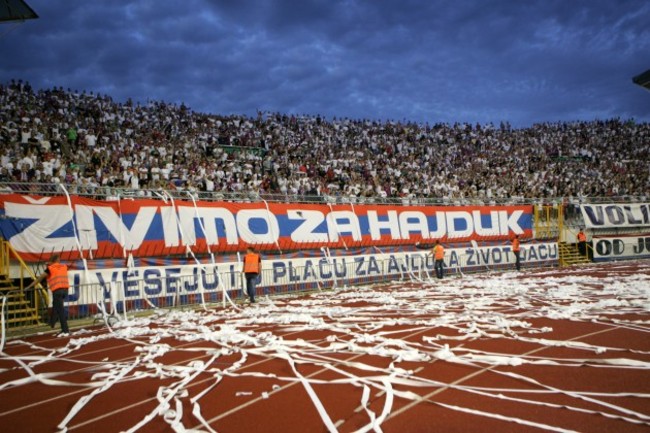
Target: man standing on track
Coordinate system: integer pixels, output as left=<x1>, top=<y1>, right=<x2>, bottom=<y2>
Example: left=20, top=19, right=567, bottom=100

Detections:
left=512, top=234, right=521, bottom=271
left=577, top=228, right=587, bottom=257
left=242, top=246, right=262, bottom=303
left=432, top=240, right=445, bottom=279
left=26, top=254, right=71, bottom=336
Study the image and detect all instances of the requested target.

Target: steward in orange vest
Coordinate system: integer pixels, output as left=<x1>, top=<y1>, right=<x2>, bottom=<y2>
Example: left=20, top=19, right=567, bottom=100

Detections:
left=511, top=235, right=521, bottom=271
left=432, top=240, right=445, bottom=279
left=47, top=261, right=70, bottom=292
left=577, top=229, right=587, bottom=256
left=242, top=247, right=262, bottom=303
left=26, top=254, right=70, bottom=335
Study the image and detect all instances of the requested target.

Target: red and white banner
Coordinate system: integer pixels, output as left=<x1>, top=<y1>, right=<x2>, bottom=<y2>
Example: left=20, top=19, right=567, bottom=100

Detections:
left=0, top=194, right=533, bottom=261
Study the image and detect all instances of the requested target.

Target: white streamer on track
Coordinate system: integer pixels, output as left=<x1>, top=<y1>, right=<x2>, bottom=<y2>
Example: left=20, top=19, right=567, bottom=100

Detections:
left=1, top=263, right=649, bottom=432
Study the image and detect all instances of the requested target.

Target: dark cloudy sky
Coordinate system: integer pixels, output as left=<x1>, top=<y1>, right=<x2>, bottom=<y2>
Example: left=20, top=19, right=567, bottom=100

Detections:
left=1, top=0, right=649, bottom=127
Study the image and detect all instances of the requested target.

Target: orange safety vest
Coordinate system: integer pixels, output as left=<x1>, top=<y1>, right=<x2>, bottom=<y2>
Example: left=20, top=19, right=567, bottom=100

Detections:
left=577, top=232, right=586, bottom=242
left=243, top=252, right=261, bottom=274
left=47, top=263, right=70, bottom=292
left=512, top=238, right=520, bottom=252
left=434, top=244, right=444, bottom=260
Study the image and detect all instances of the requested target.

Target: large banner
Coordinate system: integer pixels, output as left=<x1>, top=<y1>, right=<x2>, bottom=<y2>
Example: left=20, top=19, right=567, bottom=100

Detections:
left=0, top=194, right=533, bottom=261
left=581, top=203, right=650, bottom=229
left=65, top=243, right=557, bottom=307
left=592, top=234, right=650, bottom=262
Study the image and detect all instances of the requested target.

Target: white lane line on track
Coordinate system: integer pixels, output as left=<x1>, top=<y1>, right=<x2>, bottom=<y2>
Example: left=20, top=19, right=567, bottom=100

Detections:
left=194, top=325, right=438, bottom=430
left=65, top=312, right=637, bottom=431
left=5, top=265, right=647, bottom=433
left=0, top=324, right=295, bottom=419
left=63, top=328, right=314, bottom=432
left=0, top=327, right=523, bottom=430
left=383, top=326, right=620, bottom=422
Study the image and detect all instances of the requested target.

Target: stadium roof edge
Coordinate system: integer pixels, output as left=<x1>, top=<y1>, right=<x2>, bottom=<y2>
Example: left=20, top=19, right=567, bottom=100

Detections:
left=632, top=68, right=650, bottom=90
left=0, top=0, right=38, bottom=23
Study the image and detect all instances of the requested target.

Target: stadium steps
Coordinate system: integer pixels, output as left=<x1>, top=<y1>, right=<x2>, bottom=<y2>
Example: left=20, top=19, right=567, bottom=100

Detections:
left=1, top=289, right=42, bottom=327
left=558, top=242, right=590, bottom=267
left=0, top=274, right=13, bottom=290
left=0, top=240, right=48, bottom=329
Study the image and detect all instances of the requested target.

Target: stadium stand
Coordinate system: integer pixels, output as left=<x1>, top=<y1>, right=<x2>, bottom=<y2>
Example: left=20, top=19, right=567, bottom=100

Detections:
left=1, top=79, right=648, bottom=203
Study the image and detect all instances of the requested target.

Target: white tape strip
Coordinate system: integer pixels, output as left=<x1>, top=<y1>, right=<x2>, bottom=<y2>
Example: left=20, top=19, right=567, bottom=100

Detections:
left=278, top=350, right=339, bottom=433
left=435, top=400, right=578, bottom=433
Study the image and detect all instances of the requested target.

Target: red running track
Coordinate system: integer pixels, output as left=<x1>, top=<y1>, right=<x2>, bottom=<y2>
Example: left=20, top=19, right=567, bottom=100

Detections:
left=1, top=261, right=649, bottom=432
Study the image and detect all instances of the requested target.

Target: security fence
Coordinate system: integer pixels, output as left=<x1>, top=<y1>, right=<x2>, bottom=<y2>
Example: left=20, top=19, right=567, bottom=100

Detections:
left=0, top=181, right=646, bottom=206
left=61, top=246, right=556, bottom=324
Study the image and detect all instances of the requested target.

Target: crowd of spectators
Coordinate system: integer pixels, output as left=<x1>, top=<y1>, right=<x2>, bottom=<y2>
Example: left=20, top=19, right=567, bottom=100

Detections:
left=1, top=79, right=648, bottom=204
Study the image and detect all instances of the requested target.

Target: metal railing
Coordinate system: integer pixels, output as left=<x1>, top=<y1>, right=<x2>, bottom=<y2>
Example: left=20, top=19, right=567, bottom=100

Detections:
left=59, top=251, right=556, bottom=324
left=0, top=182, right=647, bottom=206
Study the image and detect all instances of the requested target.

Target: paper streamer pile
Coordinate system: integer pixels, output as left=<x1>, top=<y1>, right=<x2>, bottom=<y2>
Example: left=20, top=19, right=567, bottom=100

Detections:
left=2, top=264, right=650, bottom=433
